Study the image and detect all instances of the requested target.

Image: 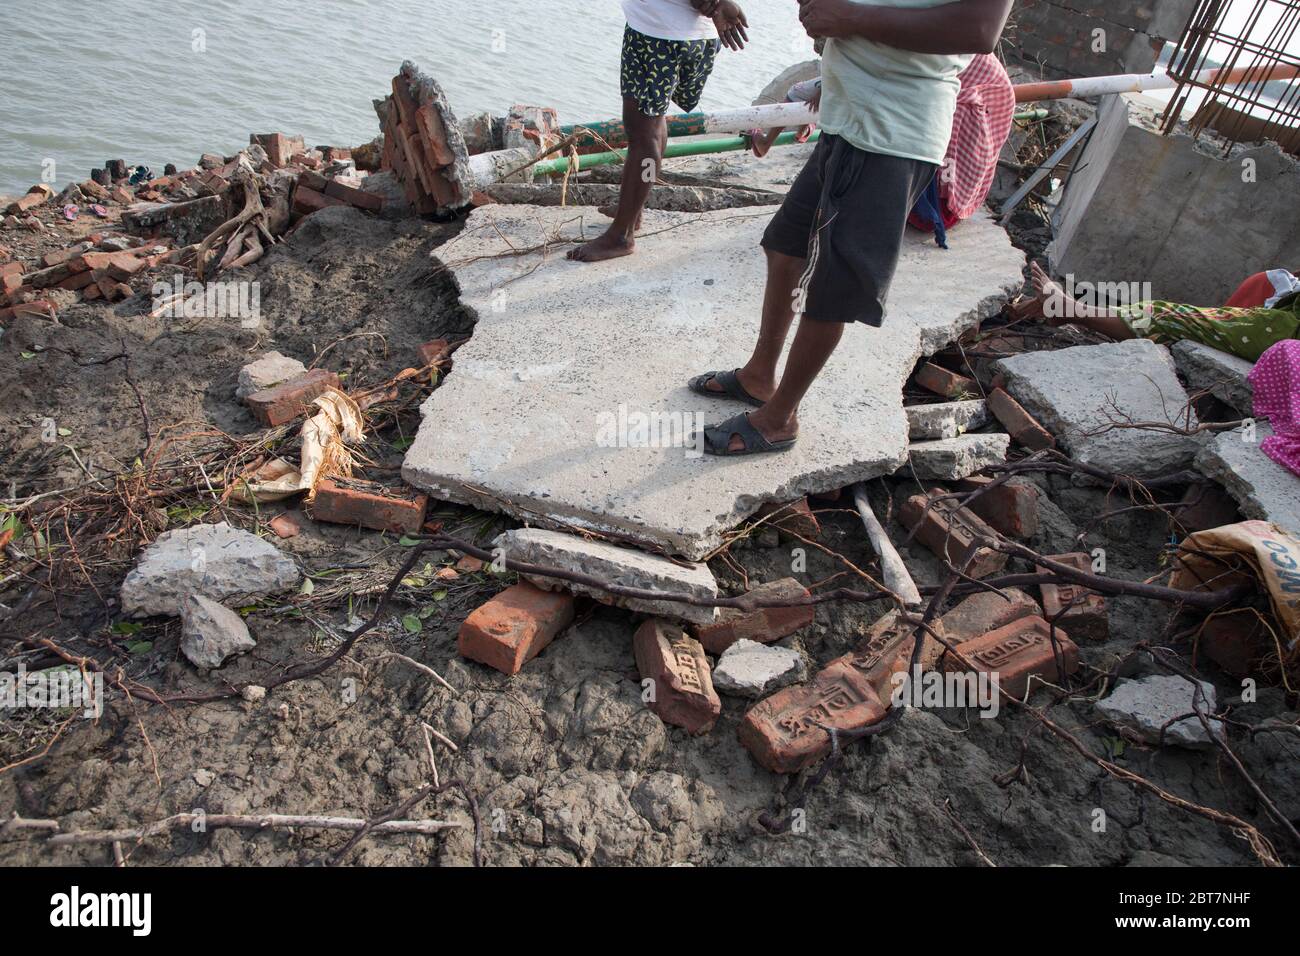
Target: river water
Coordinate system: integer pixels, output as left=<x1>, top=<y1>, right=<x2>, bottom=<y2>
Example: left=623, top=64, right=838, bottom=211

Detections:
left=0, top=0, right=814, bottom=195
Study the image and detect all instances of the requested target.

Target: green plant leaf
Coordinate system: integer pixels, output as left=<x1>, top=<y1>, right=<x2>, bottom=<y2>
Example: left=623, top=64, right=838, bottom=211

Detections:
left=111, top=621, right=143, bottom=636
left=125, top=640, right=154, bottom=655
left=402, top=614, right=422, bottom=634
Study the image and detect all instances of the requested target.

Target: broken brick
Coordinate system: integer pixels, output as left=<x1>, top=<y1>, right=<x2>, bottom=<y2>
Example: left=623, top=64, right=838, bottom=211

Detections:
left=956, top=475, right=1040, bottom=538
left=40, top=242, right=93, bottom=268
left=1039, top=553, right=1108, bottom=641
left=251, top=132, right=306, bottom=168
left=634, top=618, right=721, bottom=735
left=695, top=577, right=814, bottom=655
left=0, top=299, right=56, bottom=322
left=454, top=555, right=484, bottom=573
left=291, top=185, right=345, bottom=217
left=739, top=657, right=887, bottom=774
left=942, top=615, right=1080, bottom=698
left=245, top=369, right=341, bottom=427
left=109, top=186, right=135, bottom=204
left=756, top=498, right=821, bottom=541
left=311, top=478, right=428, bottom=533
left=901, top=492, right=1008, bottom=578
left=987, top=388, right=1055, bottom=452
left=416, top=338, right=451, bottom=366
left=322, top=178, right=383, bottom=212
left=1197, top=610, right=1267, bottom=679
left=915, top=361, right=978, bottom=399
left=55, top=271, right=96, bottom=292
left=0, top=261, right=23, bottom=278
left=5, top=193, right=46, bottom=216
left=939, top=588, right=1040, bottom=643
left=458, top=582, right=575, bottom=675
left=268, top=513, right=302, bottom=539
left=104, top=253, right=146, bottom=281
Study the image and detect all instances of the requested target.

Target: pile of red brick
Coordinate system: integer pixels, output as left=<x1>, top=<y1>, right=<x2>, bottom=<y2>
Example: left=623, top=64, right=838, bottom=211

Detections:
left=378, top=62, right=468, bottom=215
left=0, top=234, right=176, bottom=320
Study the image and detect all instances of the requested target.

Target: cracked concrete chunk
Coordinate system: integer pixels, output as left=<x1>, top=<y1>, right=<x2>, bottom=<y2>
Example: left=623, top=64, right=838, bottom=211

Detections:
left=904, top=433, right=1009, bottom=480
left=180, top=593, right=256, bottom=669
left=1195, top=423, right=1300, bottom=536
left=403, top=204, right=1024, bottom=558
left=236, top=351, right=308, bottom=400
left=712, top=639, right=807, bottom=699
left=120, top=521, right=301, bottom=617
left=906, top=400, right=989, bottom=440
left=1171, top=340, right=1254, bottom=416
left=992, top=340, right=1200, bottom=477
left=1096, top=675, right=1222, bottom=750
left=495, top=527, right=719, bottom=625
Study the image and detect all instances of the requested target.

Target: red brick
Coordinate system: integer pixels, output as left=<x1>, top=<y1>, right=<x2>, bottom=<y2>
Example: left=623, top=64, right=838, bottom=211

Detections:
left=1197, top=611, right=1267, bottom=678
left=987, top=388, right=1056, bottom=452
left=454, top=555, right=484, bottom=573
left=109, top=186, right=135, bottom=204
left=82, top=283, right=102, bottom=302
left=251, top=132, right=305, bottom=168
left=111, top=282, right=134, bottom=301
left=756, top=497, right=821, bottom=541
left=40, top=242, right=93, bottom=268
left=458, top=582, right=575, bottom=675
left=104, top=253, right=146, bottom=281
left=73, top=251, right=116, bottom=272
left=0, top=299, right=56, bottom=322
left=939, top=588, right=1040, bottom=643
left=739, top=657, right=887, bottom=774
left=695, top=577, right=814, bottom=655
left=310, top=477, right=428, bottom=533
left=847, top=609, right=943, bottom=695
left=1173, top=483, right=1242, bottom=534
left=1, top=272, right=24, bottom=296
left=23, top=262, right=73, bottom=289
left=268, top=513, right=302, bottom=539
left=915, top=362, right=978, bottom=399
left=322, top=178, right=383, bottom=212
left=56, top=270, right=96, bottom=292
left=1039, top=553, right=1108, bottom=641
left=291, top=185, right=345, bottom=217
left=900, top=492, right=1008, bottom=578
left=245, top=369, right=341, bottom=427
left=298, top=170, right=329, bottom=192
left=634, top=619, right=721, bottom=735
left=942, top=616, right=1080, bottom=698
left=5, top=193, right=46, bottom=215
left=956, top=475, right=1040, bottom=538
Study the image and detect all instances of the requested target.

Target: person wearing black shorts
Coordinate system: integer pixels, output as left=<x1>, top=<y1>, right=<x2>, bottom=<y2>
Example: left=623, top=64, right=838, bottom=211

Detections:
left=569, top=0, right=750, bottom=263
left=692, top=0, right=1014, bottom=456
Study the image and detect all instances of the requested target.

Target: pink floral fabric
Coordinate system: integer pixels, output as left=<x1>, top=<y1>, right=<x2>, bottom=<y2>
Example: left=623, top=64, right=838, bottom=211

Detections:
left=1250, top=339, right=1300, bottom=477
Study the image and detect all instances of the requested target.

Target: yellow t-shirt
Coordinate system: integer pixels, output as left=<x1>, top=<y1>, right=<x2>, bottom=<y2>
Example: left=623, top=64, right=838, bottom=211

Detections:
left=818, top=0, right=972, bottom=165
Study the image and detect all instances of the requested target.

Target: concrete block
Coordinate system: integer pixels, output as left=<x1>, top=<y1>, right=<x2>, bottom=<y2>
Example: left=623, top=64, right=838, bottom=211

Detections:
left=494, top=527, right=719, bottom=625
left=904, top=433, right=1009, bottom=480
left=992, top=339, right=1200, bottom=477
left=1195, top=423, right=1300, bottom=536
left=1171, top=340, right=1254, bottom=416
left=906, top=400, right=989, bottom=440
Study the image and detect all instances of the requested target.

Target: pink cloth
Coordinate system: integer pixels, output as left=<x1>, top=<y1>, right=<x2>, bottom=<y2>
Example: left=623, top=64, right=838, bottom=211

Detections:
left=1249, top=339, right=1300, bottom=477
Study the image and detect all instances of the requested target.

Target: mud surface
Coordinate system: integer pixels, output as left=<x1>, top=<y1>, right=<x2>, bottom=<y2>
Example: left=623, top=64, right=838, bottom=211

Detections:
left=2, top=193, right=1298, bottom=868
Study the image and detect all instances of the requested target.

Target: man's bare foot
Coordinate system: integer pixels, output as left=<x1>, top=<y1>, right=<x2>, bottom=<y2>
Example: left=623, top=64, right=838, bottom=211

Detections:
left=1030, top=261, right=1071, bottom=324
left=698, top=367, right=776, bottom=402
left=597, top=205, right=642, bottom=232
left=725, top=408, right=797, bottom=453
left=567, top=230, right=635, bottom=262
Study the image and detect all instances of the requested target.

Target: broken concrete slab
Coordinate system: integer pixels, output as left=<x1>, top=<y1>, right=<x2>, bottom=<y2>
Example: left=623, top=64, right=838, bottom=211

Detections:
left=992, top=339, right=1200, bottom=478
left=180, top=594, right=256, bottom=669
left=1171, top=340, right=1254, bottom=416
left=1195, top=423, right=1300, bottom=536
left=120, top=522, right=301, bottom=617
left=906, top=400, right=990, bottom=440
left=903, top=433, right=1009, bottom=481
left=404, top=204, right=1024, bottom=559
left=712, top=639, right=806, bottom=698
left=1095, top=674, right=1223, bottom=750
left=494, top=527, right=719, bottom=626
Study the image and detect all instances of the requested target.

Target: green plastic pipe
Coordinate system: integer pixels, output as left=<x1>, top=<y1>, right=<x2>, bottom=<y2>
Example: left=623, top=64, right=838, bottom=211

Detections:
left=533, top=129, right=821, bottom=176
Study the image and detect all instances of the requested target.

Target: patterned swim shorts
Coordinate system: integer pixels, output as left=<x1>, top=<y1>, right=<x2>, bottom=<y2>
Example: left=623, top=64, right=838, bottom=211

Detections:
left=620, top=25, right=720, bottom=117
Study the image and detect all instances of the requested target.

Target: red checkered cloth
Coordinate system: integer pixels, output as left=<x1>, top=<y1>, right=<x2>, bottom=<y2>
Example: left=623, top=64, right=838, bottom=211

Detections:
left=940, top=54, right=1016, bottom=222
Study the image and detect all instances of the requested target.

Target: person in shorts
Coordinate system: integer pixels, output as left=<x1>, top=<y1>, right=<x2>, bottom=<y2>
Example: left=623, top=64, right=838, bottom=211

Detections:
left=568, top=0, right=750, bottom=262
left=691, top=0, right=1015, bottom=456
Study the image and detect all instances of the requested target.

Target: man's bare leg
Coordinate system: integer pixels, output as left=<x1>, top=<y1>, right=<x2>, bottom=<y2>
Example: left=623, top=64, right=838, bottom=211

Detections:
left=719, top=316, right=844, bottom=451
left=699, top=248, right=804, bottom=402
left=568, top=98, right=663, bottom=262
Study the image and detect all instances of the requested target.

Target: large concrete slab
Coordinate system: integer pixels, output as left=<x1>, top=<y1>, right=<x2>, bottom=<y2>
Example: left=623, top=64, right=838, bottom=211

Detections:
left=1171, top=340, right=1254, bottom=417
left=992, top=339, right=1201, bottom=478
left=404, top=204, right=1024, bottom=559
left=1196, top=423, right=1300, bottom=536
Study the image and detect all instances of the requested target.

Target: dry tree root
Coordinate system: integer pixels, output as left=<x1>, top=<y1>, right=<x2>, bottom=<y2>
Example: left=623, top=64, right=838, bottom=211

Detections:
left=192, top=168, right=277, bottom=281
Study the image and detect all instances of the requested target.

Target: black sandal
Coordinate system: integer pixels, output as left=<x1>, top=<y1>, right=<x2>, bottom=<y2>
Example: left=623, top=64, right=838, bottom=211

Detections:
left=702, top=412, right=798, bottom=457
left=688, top=369, right=765, bottom=408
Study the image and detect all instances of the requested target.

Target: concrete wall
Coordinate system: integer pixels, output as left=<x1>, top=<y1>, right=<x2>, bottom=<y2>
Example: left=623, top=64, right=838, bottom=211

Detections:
left=1008, top=0, right=1198, bottom=78
left=1049, top=93, right=1300, bottom=306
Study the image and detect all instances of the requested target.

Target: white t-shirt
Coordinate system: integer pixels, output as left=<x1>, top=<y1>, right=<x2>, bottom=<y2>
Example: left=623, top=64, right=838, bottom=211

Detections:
left=622, top=0, right=717, bottom=41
